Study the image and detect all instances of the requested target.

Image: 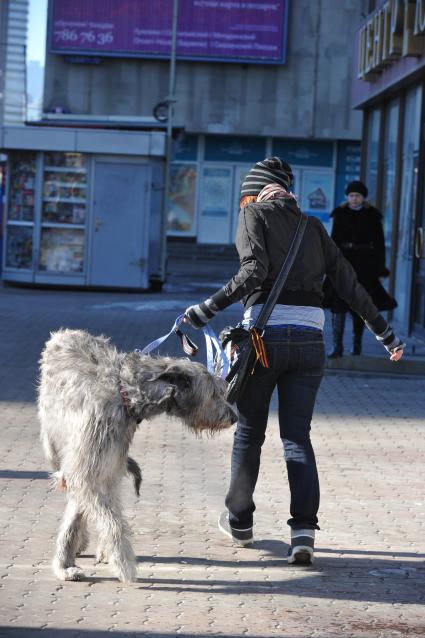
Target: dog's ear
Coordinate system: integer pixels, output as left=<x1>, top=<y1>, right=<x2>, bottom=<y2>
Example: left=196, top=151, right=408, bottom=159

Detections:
left=142, top=375, right=177, bottom=406
left=156, top=370, right=191, bottom=397
left=157, top=370, right=191, bottom=387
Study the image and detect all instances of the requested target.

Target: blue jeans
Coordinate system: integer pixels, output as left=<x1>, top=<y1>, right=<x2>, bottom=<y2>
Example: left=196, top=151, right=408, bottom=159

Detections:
left=225, top=326, right=325, bottom=531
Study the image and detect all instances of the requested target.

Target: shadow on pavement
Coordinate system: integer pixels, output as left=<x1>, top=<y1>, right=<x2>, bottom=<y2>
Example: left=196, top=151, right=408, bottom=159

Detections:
left=0, top=632, right=425, bottom=638
left=135, top=542, right=425, bottom=567
left=135, top=563, right=423, bottom=604
left=131, top=544, right=424, bottom=605
left=0, top=470, right=50, bottom=479
left=0, top=631, right=300, bottom=638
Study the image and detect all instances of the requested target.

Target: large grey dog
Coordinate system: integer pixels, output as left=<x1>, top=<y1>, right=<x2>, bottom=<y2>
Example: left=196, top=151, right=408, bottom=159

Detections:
left=38, top=329, right=236, bottom=583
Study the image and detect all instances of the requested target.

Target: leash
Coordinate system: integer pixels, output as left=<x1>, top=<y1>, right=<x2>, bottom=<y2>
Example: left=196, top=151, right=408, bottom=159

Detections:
left=136, top=314, right=229, bottom=379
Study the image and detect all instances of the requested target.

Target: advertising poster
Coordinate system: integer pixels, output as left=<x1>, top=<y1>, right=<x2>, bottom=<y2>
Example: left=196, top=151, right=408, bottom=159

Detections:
left=198, top=166, right=232, bottom=243
left=201, top=167, right=231, bottom=217
left=50, top=0, right=288, bottom=63
left=302, top=171, right=334, bottom=233
left=167, top=164, right=197, bottom=234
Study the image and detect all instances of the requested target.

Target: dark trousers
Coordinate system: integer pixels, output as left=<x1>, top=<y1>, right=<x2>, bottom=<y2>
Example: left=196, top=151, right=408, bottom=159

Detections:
left=350, top=311, right=365, bottom=338
left=225, top=326, right=325, bottom=531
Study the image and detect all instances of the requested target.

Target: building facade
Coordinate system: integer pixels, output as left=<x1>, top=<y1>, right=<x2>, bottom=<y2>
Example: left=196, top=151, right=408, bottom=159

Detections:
left=0, top=0, right=29, bottom=270
left=43, top=0, right=365, bottom=244
left=0, top=0, right=28, bottom=126
left=353, top=0, right=425, bottom=339
left=2, top=0, right=368, bottom=289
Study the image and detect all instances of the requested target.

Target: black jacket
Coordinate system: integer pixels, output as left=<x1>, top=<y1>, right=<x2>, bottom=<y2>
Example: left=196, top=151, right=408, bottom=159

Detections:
left=323, top=202, right=396, bottom=312
left=211, top=197, right=380, bottom=322
left=330, top=202, right=386, bottom=277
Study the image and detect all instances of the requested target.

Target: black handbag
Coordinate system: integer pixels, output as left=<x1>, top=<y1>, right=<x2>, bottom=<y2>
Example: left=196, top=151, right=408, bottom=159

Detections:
left=223, top=213, right=309, bottom=404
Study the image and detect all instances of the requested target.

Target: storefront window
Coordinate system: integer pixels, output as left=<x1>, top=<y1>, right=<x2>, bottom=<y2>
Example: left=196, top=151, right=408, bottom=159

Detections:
left=37, top=152, right=87, bottom=274
left=39, top=227, right=85, bottom=273
left=393, top=86, right=422, bottom=329
left=364, top=109, right=381, bottom=204
left=5, top=152, right=36, bottom=269
left=42, top=152, right=87, bottom=225
left=8, top=153, right=36, bottom=222
left=5, top=225, right=33, bottom=269
left=167, top=163, right=197, bottom=234
left=381, top=100, right=400, bottom=248
left=335, top=141, right=361, bottom=206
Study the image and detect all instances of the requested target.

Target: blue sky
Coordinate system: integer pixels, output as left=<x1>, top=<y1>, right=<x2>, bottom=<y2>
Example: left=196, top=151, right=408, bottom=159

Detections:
left=27, top=0, right=48, bottom=64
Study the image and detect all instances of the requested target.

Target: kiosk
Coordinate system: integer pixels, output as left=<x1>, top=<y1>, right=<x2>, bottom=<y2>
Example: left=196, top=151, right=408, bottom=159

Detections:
left=1, top=124, right=165, bottom=289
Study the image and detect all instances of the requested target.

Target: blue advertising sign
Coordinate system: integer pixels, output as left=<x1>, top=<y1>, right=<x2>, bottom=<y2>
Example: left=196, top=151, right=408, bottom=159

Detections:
left=204, top=135, right=266, bottom=162
left=49, top=0, right=289, bottom=64
left=273, top=140, right=334, bottom=168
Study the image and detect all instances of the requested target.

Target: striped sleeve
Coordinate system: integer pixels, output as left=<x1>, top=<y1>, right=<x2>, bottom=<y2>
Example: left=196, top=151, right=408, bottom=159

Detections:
left=365, top=314, right=405, bottom=352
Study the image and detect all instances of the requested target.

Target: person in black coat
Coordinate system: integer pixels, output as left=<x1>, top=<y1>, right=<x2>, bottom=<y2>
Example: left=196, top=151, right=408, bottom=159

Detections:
left=324, top=180, right=396, bottom=357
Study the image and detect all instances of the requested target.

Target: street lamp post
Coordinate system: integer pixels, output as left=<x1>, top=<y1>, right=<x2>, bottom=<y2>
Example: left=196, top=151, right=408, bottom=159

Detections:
left=159, top=0, right=179, bottom=288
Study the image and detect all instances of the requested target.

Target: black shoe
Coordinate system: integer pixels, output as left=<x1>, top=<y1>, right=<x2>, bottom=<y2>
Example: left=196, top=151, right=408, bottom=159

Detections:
left=327, top=346, right=343, bottom=359
left=351, top=337, right=362, bottom=355
left=218, top=511, right=254, bottom=547
left=287, top=529, right=315, bottom=564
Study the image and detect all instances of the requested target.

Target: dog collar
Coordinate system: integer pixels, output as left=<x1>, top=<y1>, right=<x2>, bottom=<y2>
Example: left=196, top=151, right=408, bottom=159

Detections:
left=120, top=384, right=142, bottom=424
left=120, top=385, right=131, bottom=414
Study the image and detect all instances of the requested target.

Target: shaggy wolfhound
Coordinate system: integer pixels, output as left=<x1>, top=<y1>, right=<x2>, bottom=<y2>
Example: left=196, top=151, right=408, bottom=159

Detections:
left=38, top=329, right=236, bottom=582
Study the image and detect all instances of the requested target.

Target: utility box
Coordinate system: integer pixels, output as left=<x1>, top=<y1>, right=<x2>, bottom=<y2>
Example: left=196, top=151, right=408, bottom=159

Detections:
left=1, top=124, right=165, bottom=289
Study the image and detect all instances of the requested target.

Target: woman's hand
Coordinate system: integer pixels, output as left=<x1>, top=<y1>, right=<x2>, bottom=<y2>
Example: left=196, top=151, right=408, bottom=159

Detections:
left=390, top=347, right=404, bottom=362
left=184, top=299, right=219, bottom=329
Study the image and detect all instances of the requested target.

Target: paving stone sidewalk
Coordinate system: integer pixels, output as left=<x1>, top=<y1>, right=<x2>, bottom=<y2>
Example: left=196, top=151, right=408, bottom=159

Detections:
left=0, top=284, right=424, bottom=638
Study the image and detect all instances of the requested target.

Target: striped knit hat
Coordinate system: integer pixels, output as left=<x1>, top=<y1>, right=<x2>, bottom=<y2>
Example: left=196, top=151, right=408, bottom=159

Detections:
left=241, top=156, right=293, bottom=197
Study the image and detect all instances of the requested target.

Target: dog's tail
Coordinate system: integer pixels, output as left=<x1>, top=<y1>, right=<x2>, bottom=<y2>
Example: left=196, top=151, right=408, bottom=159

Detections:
left=127, top=456, right=142, bottom=497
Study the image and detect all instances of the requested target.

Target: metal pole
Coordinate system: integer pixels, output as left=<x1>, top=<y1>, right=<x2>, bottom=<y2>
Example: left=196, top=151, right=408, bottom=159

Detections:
left=159, top=0, right=179, bottom=287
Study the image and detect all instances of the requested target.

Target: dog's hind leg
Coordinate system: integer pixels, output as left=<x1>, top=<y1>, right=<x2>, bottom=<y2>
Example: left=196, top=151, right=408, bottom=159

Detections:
left=53, top=497, right=85, bottom=581
left=92, top=491, right=137, bottom=583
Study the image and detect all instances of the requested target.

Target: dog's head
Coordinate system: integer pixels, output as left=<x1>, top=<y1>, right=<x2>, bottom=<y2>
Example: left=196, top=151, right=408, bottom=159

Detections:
left=121, top=354, right=237, bottom=434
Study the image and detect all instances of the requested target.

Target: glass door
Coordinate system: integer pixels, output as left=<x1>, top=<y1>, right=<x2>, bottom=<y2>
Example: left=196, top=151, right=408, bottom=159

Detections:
left=393, top=86, right=422, bottom=333
left=412, top=187, right=425, bottom=337
left=198, top=165, right=233, bottom=244
left=411, top=99, right=425, bottom=337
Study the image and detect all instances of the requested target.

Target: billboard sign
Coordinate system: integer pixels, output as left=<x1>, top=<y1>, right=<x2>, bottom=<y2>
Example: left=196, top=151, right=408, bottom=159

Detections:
left=49, top=0, right=288, bottom=64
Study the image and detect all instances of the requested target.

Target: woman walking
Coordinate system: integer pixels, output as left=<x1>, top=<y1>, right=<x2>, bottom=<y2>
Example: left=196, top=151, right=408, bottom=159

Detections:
left=184, top=157, right=404, bottom=564
left=325, top=180, right=396, bottom=358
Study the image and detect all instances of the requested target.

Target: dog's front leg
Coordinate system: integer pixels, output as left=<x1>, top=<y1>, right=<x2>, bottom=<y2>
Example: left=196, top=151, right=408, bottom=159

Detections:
left=53, top=496, right=85, bottom=581
left=75, top=514, right=89, bottom=556
left=92, top=491, right=137, bottom=583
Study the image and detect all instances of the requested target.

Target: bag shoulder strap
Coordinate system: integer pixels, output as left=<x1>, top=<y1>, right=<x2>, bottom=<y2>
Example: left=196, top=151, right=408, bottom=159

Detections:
left=254, top=213, right=308, bottom=331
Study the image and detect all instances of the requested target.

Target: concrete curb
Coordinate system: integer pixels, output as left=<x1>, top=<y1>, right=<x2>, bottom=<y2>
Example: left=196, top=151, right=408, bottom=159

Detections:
left=326, top=354, right=425, bottom=377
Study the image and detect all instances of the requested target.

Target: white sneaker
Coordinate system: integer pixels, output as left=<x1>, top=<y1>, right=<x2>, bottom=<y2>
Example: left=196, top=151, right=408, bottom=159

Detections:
left=218, top=511, right=254, bottom=547
left=287, top=529, right=315, bottom=564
